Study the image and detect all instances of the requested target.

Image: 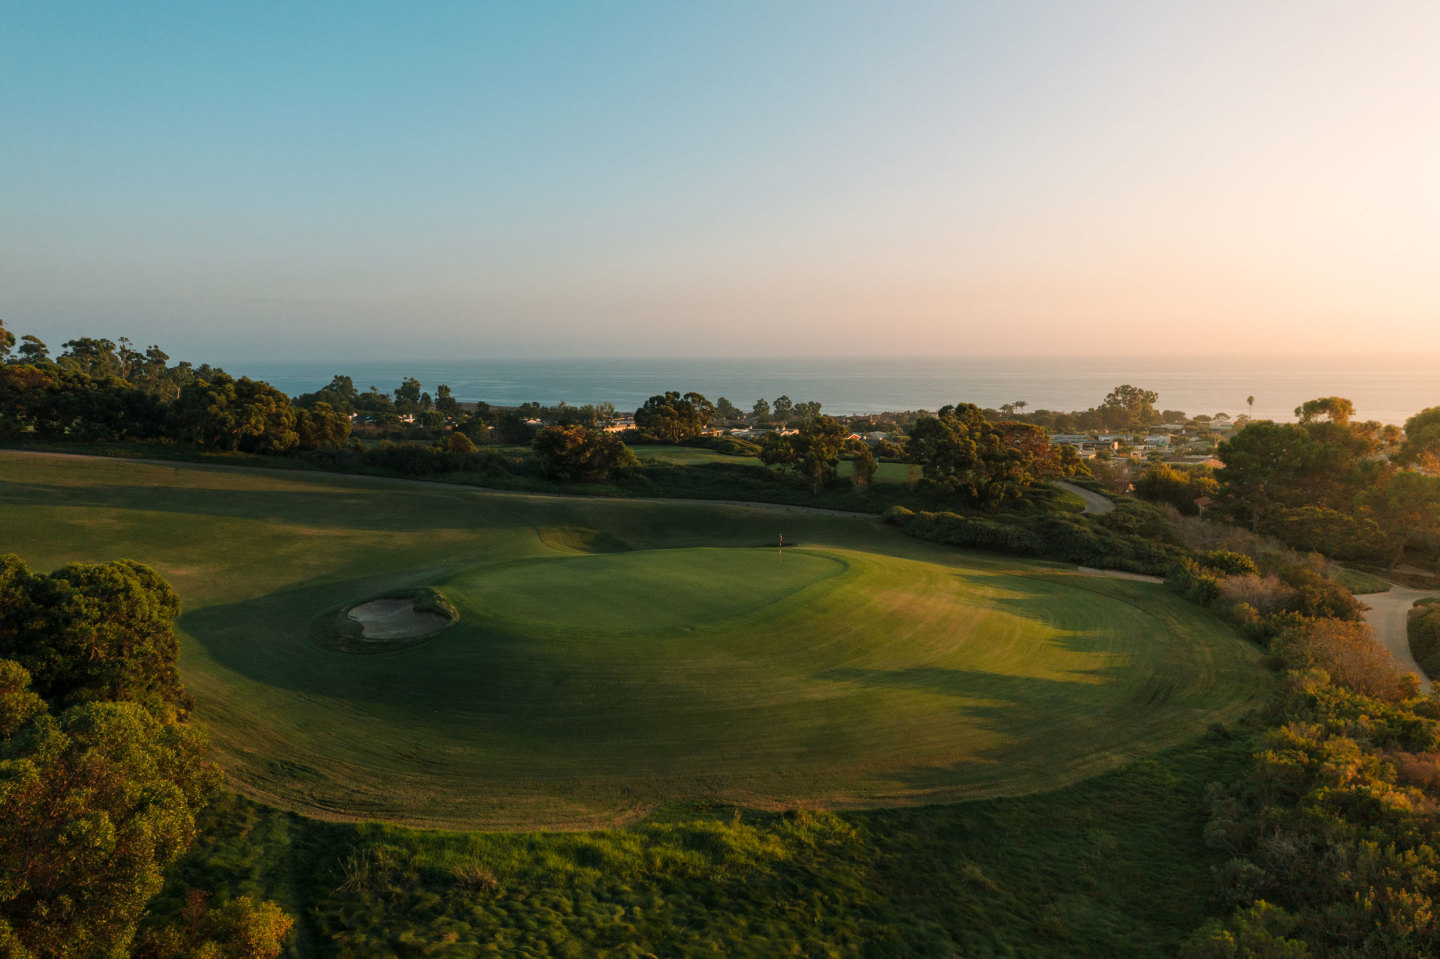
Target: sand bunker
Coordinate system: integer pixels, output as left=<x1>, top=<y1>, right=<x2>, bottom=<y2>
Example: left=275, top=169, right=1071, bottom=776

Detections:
left=347, top=597, right=452, bottom=640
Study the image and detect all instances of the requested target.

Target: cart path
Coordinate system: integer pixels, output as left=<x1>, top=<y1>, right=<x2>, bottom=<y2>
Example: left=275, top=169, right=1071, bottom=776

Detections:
left=1362, top=585, right=1440, bottom=693
left=1053, top=480, right=1115, bottom=515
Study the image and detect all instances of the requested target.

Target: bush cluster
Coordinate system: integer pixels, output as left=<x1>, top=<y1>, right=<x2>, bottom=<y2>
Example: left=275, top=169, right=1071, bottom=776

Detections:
left=886, top=505, right=1183, bottom=575
left=1410, top=600, right=1440, bottom=679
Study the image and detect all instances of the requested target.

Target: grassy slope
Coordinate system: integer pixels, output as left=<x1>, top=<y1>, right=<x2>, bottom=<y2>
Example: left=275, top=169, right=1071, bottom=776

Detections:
left=1, top=450, right=1264, bottom=831
left=163, top=730, right=1258, bottom=958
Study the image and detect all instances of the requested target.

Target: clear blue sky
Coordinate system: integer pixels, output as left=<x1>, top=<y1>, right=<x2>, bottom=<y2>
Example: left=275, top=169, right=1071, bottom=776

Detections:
left=4, top=2, right=1438, bottom=362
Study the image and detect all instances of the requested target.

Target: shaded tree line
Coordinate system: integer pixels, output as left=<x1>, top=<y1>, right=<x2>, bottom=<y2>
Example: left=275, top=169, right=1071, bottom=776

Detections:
left=0, top=322, right=352, bottom=454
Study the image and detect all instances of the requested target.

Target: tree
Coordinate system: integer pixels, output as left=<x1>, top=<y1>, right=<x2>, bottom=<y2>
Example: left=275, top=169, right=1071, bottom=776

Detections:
left=771, top=395, right=794, bottom=420
left=435, top=384, right=461, bottom=418
left=0, top=364, right=55, bottom=435
left=58, top=337, right=122, bottom=379
left=170, top=375, right=297, bottom=453
left=393, top=377, right=422, bottom=410
left=16, top=335, right=49, bottom=364
left=633, top=391, right=714, bottom=443
left=793, top=400, right=822, bottom=419
left=1056, top=444, right=1091, bottom=477
left=1098, top=385, right=1159, bottom=431
left=1215, top=421, right=1320, bottom=528
left=532, top=426, right=635, bottom=481
left=438, top=431, right=477, bottom=453
left=0, top=563, right=292, bottom=958
left=1133, top=463, right=1218, bottom=515
left=133, top=892, right=293, bottom=959
left=751, top=398, right=770, bottom=419
left=295, top=401, right=351, bottom=450
left=1246, top=395, right=1255, bottom=420
left=1398, top=406, right=1440, bottom=473
left=1294, top=396, right=1354, bottom=425
left=0, top=686, right=219, bottom=958
left=759, top=415, right=846, bottom=494
left=1357, top=469, right=1440, bottom=567
left=0, top=556, right=189, bottom=721
left=455, top=414, right=490, bottom=444
left=846, top=439, right=877, bottom=491
left=906, top=404, right=1044, bottom=505
left=714, top=396, right=740, bottom=420
left=0, top=319, right=13, bottom=361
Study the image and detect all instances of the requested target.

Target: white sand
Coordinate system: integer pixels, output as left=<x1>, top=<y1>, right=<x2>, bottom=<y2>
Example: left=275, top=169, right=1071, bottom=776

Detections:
left=347, top=598, right=451, bottom=640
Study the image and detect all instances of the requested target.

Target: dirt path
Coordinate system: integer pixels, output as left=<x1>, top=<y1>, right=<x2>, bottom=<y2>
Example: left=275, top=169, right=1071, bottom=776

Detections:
left=1053, top=480, right=1115, bottom=515
left=1362, top=585, right=1440, bottom=693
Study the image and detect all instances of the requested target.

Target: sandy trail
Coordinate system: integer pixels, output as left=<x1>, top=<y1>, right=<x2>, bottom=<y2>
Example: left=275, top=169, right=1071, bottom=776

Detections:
left=1361, top=585, right=1440, bottom=693
left=1053, top=481, right=1115, bottom=515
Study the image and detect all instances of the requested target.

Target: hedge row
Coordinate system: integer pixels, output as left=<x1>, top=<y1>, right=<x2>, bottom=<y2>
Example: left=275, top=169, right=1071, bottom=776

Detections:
left=885, top=505, right=1182, bottom=575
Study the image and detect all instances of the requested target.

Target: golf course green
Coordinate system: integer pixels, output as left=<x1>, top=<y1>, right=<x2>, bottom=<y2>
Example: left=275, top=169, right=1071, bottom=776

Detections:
left=0, top=450, right=1265, bottom=829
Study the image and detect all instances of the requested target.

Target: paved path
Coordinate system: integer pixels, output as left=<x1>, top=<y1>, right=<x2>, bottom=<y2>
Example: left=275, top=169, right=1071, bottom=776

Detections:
left=1361, top=585, right=1440, bottom=693
left=1053, top=480, right=1115, bottom=515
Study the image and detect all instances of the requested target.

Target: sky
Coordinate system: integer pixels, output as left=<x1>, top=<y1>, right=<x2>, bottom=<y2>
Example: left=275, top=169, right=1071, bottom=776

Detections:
left=3, top=1, right=1438, bottom=362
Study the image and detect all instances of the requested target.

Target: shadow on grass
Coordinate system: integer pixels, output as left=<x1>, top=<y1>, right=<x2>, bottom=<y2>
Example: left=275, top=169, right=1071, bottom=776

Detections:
left=1, top=475, right=546, bottom=533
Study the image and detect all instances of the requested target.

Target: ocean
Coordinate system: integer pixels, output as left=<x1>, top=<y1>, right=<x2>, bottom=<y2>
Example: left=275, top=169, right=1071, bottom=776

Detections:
left=231, top=355, right=1439, bottom=426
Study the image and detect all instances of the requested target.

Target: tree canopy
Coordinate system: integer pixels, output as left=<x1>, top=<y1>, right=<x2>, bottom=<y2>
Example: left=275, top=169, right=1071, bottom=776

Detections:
left=532, top=426, right=635, bottom=482
left=0, top=557, right=291, bottom=957
left=633, top=391, right=715, bottom=443
left=759, top=415, right=847, bottom=494
left=1098, top=384, right=1159, bottom=431
left=906, top=404, right=1050, bottom=506
left=0, top=556, right=188, bottom=722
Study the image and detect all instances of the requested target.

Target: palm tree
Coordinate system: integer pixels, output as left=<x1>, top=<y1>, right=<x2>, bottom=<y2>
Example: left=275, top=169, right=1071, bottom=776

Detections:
left=1246, top=395, right=1255, bottom=420
left=1013, top=400, right=1028, bottom=416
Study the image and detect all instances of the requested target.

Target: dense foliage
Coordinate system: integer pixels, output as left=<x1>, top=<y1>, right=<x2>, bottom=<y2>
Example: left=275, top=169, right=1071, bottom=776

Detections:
left=0, top=333, right=350, bottom=453
left=1162, top=539, right=1440, bottom=957
left=886, top=499, right=1183, bottom=574
left=0, top=555, right=292, bottom=958
left=1410, top=601, right=1440, bottom=681
left=633, top=391, right=715, bottom=443
left=1216, top=402, right=1440, bottom=568
left=757, top=414, right=848, bottom=493
left=905, top=403, right=1056, bottom=505
left=531, top=425, right=636, bottom=482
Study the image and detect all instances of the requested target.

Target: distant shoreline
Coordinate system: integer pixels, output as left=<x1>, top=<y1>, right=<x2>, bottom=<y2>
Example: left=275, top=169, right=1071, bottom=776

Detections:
left=230, top=356, right=1436, bottom=426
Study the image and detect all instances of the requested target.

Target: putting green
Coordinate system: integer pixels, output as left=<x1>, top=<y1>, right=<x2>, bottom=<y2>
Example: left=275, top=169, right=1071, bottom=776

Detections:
left=0, top=451, right=1267, bottom=829
left=452, top=548, right=844, bottom=635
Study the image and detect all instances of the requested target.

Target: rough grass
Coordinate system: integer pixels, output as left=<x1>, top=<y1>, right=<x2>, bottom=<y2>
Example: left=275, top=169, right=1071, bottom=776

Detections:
left=159, top=729, right=1260, bottom=958
left=0, top=450, right=1265, bottom=830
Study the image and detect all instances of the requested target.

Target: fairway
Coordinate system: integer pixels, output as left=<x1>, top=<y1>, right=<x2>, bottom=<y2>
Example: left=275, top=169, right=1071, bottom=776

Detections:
left=0, top=451, right=1266, bottom=829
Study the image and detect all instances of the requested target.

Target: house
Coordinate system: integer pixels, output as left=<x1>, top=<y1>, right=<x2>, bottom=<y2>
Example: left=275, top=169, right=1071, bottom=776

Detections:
left=1143, top=435, right=1170, bottom=447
